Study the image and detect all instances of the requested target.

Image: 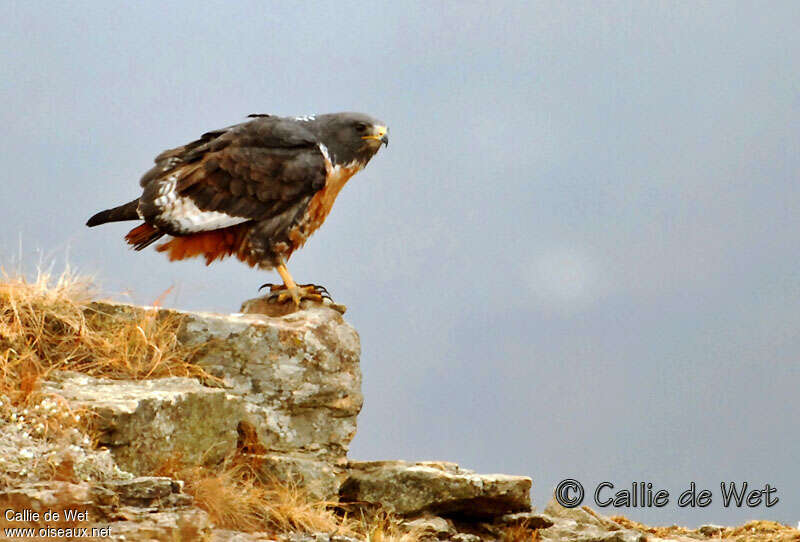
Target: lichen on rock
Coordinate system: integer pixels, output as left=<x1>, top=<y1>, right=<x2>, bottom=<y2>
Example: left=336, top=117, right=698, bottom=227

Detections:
left=40, top=371, right=248, bottom=474
left=87, top=300, right=363, bottom=464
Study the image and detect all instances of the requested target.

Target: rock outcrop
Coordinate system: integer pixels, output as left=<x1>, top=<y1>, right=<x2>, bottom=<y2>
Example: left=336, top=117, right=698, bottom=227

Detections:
left=3, top=296, right=797, bottom=541
left=538, top=500, right=645, bottom=542
left=75, top=300, right=362, bottom=499
left=41, top=372, right=248, bottom=474
left=88, top=300, right=362, bottom=460
left=340, top=461, right=531, bottom=518
left=0, top=478, right=209, bottom=540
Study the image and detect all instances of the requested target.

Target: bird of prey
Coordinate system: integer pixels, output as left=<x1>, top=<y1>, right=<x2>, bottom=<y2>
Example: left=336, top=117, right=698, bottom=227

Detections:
left=86, top=112, right=389, bottom=305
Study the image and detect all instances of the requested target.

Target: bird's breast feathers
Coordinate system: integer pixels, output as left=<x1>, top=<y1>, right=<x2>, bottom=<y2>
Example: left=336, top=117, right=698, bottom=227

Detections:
left=286, top=143, right=364, bottom=250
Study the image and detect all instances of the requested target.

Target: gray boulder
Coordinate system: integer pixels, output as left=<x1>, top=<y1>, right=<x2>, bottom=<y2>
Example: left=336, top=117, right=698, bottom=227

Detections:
left=539, top=499, right=646, bottom=542
left=340, top=460, right=531, bottom=518
left=41, top=372, right=247, bottom=474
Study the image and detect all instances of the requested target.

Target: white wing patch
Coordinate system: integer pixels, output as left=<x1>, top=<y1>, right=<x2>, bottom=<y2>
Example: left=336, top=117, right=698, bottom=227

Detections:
left=148, top=174, right=249, bottom=233
left=294, top=114, right=316, bottom=122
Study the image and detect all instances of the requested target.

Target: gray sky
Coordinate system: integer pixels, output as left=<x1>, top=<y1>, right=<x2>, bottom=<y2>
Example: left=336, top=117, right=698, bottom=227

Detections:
left=2, top=1, right=799, bottom=527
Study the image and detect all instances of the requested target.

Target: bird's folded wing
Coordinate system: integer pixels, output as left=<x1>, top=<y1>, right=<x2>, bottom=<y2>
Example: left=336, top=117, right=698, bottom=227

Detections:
left=137, top=119, right=328, bottom=235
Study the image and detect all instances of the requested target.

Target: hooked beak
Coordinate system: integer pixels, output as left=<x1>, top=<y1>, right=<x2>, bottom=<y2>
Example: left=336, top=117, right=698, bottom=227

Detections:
left=363, top=125, right=389, bottom=147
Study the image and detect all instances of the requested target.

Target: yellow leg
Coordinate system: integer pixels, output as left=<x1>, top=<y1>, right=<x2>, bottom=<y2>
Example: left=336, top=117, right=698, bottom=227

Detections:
left=259, top=258, right=333, bottom=308
left=275, top=259, right=301, bottom=305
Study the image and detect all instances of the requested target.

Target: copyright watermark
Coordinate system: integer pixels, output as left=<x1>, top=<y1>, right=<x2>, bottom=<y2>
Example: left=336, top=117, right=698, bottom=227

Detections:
left=554, top=479, right=585, bottom=508
left=553, top=480, right=779, bottom=509
left=2, top=507, right=111, bottom=538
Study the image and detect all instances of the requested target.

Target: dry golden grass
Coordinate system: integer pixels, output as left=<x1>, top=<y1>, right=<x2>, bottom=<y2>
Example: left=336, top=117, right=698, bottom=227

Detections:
left=155, top=456, right=356, bottom=537
left=610, top=514, right=692, bottom=537
left=610, top=515, right=800, bottom=541
left=0, top=268, right=214, bottom=408
left=501, top=524, right=540, bottom=542
left=352, top=510, right=429, bottom=542
left=154, top=447, right=437, bottom=540
left=725, top=520, right=800, bottom=540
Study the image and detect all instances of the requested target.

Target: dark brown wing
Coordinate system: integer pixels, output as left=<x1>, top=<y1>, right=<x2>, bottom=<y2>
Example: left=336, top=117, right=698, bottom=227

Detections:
left=137, top=117, right=327, bottom=237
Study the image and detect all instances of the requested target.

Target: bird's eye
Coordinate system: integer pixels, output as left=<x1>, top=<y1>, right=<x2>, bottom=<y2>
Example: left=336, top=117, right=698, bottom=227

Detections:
left=355, top=123, right=368, bottom=132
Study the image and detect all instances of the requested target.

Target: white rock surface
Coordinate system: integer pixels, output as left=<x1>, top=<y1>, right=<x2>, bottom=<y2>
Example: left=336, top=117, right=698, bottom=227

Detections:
left=89, top=301, right=363, bottom=462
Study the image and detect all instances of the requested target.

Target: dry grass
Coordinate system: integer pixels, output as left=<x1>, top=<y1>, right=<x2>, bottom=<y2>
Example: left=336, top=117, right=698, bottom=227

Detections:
left=154, top=448, right=435, bottom=540
left=610, top=514, right=692, bottom=537
left=501, top=524, right=540, bottom=542
left=610, top=515, right=800, bottom=541
left=353, top=510, right=429, bottom=542
left=155, top=456, right=356, bottom=537
left=0, top=268, right=214, bottom=408
left=725, top=520, right=800, bottom=540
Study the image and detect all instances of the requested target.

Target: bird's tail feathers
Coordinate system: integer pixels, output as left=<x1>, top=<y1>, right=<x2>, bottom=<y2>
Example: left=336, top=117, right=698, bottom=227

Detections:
left=124, top=222, right=165, bottom=251
left=86, top=198, right=141, bottom=227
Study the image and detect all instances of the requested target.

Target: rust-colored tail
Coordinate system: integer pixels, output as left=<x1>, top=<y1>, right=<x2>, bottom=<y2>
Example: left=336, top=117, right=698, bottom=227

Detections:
left=124, top=223, right=165, bottom=250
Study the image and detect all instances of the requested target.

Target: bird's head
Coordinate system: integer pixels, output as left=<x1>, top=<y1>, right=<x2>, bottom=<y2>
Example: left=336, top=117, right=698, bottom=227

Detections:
left=313, top=112, right=388, bottom=167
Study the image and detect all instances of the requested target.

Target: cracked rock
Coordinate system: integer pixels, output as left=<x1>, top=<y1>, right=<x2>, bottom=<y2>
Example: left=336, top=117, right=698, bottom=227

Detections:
left=88, top=301, right=363, bottom=464
left=41, top=371, right=247, bottom=474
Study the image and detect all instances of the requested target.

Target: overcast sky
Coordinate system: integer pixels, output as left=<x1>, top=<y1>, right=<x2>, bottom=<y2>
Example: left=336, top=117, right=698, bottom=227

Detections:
left=2, top=1, right=798, bottom=527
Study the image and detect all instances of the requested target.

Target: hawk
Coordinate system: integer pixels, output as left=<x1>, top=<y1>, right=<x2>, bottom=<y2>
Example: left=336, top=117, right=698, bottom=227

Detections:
left=87, top=112, right=389, bottom=305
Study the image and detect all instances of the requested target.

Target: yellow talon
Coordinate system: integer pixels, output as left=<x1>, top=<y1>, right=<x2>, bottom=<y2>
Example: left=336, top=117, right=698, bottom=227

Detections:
left=264, top=260, right=330, bottom=307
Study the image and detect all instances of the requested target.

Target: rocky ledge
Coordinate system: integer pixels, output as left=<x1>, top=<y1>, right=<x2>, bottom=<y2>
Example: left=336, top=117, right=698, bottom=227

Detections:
left=2, top=298, right=797, bottom=541
left=0, top=299, right=537, bottom=540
